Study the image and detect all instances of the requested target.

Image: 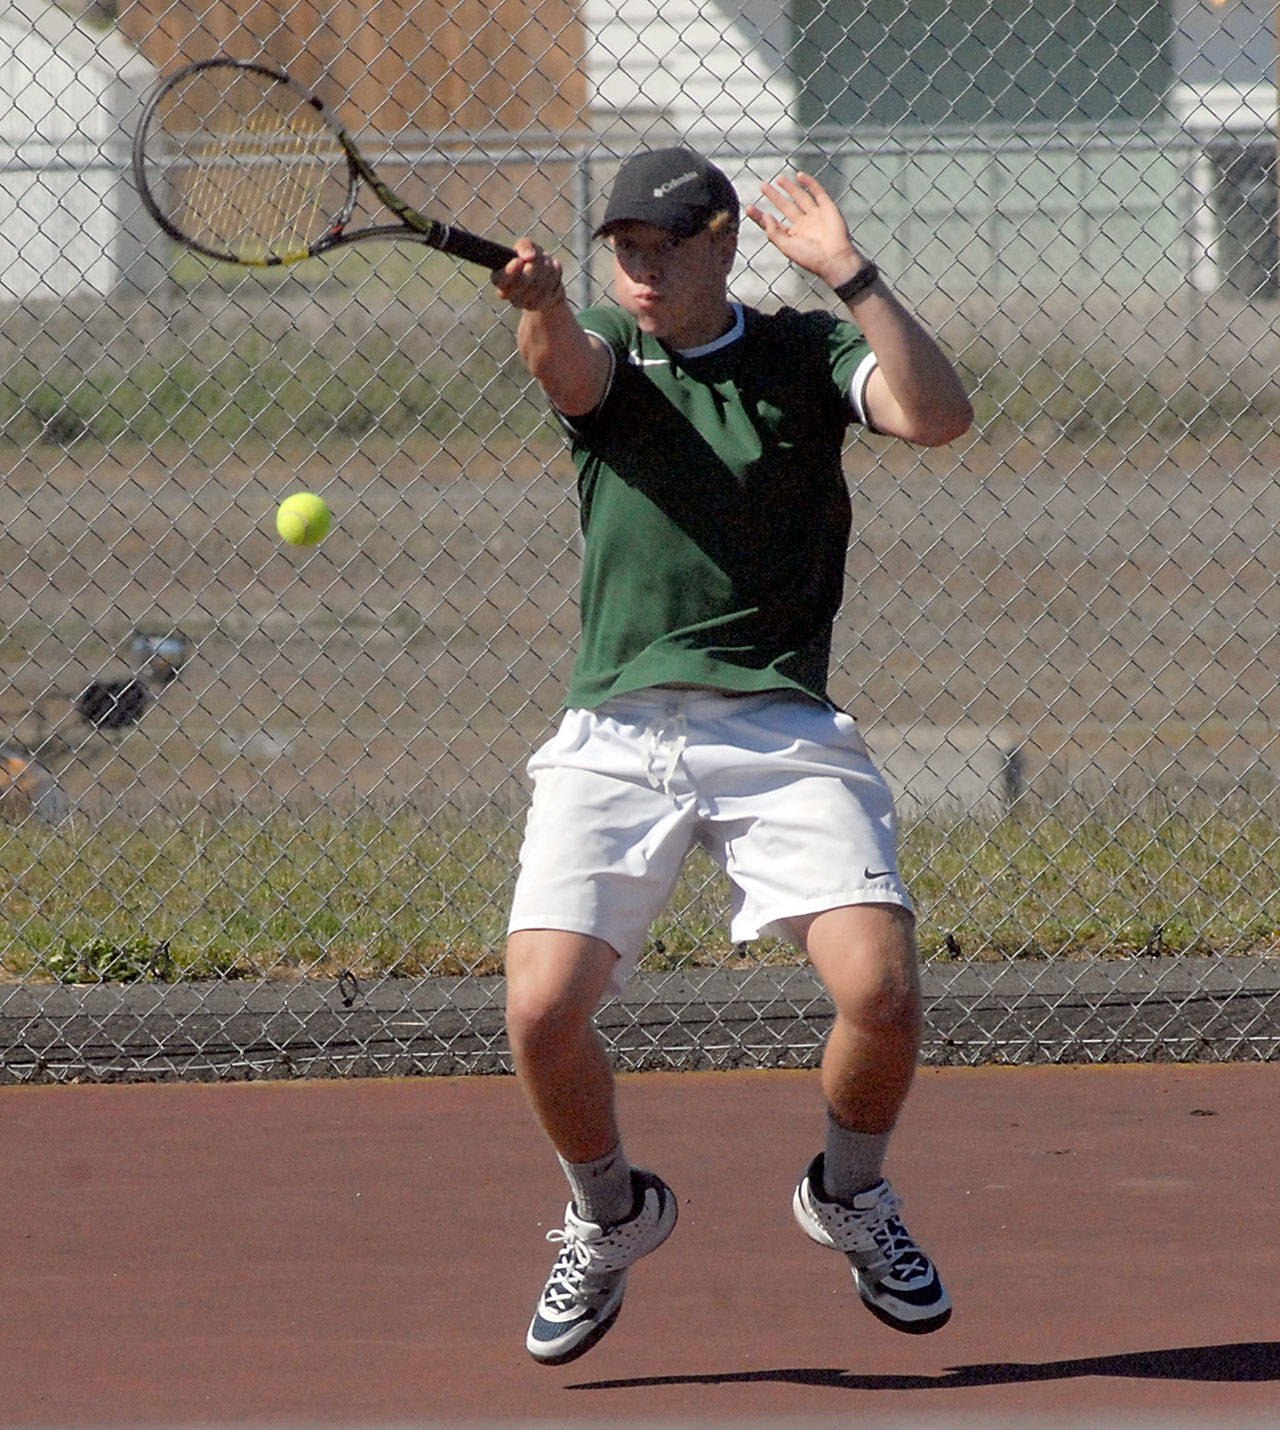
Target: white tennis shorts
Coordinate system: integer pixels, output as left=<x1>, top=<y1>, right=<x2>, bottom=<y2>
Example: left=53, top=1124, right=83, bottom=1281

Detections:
left=507, top=688, right=911, bottom=992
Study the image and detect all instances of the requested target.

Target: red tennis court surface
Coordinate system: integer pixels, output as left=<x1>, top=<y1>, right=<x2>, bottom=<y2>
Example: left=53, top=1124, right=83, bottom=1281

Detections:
left=1, top=1062, right=1277, bottom=1429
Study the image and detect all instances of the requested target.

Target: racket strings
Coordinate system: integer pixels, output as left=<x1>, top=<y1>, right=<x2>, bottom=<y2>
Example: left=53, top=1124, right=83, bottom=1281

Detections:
left=152, top=71, right=349, bottom=263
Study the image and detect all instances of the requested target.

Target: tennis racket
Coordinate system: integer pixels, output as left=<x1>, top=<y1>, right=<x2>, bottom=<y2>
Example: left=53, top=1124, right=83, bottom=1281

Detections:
left=131, top=57, right=516, bottom=272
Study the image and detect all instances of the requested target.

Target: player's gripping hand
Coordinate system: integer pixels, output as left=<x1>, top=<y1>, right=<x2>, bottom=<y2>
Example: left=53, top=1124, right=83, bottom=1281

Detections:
left=492, top=239, right=568, bottom=313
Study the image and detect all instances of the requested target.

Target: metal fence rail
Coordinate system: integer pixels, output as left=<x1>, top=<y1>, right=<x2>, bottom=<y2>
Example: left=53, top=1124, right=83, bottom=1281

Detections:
left=1, top=0, right=1278, bottom=1080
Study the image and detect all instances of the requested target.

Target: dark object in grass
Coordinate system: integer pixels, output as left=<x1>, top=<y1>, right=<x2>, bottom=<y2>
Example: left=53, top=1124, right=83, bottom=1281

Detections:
left=131, top=631, right=191, bottom=685
left=77, top=678, right=149, bottom=729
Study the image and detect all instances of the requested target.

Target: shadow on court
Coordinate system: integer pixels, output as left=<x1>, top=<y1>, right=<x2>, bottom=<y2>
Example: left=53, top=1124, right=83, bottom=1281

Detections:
left=572, top=1339, right=1280, bottom=1391
left=1, top=1062, right=1278, bottom=1428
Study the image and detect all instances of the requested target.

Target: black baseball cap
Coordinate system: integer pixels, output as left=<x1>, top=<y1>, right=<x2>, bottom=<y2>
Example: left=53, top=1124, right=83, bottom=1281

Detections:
left=595, top=148, right=740, bottom=239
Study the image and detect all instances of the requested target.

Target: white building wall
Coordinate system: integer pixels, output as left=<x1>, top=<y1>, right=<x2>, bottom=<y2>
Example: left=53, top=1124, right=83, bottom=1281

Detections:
left=584, top=0, right=794, bottom=146
left=0, top=1, right=155, bottom=304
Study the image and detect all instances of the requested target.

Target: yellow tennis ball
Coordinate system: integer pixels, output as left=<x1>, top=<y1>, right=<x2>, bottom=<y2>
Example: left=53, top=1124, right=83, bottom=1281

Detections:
left=276, top=492, right=331, bottom=546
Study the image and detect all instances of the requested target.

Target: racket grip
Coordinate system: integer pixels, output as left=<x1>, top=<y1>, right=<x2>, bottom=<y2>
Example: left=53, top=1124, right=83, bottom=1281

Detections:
left=438, top=226, right=517, bottom=271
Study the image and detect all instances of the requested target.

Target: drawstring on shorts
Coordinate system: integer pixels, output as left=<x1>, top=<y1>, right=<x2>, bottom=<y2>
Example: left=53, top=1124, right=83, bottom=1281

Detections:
left=640, top=705, right=689, bottom=797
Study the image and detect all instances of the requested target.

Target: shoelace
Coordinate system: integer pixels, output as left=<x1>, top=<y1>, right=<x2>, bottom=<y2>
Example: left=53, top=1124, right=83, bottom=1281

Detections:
left=540, top=1228, right=610, bottom=1312
left=828, top=1188, right=931, bottom=1283
left=868, top=1210, right=932, bottom=1283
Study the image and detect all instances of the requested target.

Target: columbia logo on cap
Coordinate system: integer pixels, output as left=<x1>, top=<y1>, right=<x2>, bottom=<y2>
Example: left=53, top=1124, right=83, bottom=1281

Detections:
left=653, top=171, right=699, bottom=198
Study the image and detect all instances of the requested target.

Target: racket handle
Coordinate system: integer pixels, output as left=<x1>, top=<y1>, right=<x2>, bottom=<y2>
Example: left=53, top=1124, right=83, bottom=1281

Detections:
left=436, top=226, right=516, bottom=271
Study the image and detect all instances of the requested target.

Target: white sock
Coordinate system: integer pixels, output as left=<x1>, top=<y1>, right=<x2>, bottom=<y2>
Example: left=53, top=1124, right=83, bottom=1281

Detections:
left=557, top=1144, right=634, bottom=1226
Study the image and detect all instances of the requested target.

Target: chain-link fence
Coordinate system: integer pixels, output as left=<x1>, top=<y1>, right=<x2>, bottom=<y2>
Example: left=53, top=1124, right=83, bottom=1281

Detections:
left=1, top=0, right=1278, bottom=1081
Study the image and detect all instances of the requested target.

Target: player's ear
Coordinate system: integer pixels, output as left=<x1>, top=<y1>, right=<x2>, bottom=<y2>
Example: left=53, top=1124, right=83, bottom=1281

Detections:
left=707, top=210, right=739, bottom=274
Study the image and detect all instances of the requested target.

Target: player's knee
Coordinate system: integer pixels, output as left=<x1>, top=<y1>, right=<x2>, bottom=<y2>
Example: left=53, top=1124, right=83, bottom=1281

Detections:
left=825, top=941, right=922, bottom=1040
left=505, top=981, right=585, bottom=1058
left=504, top=934, right=611, bottom=1059
left=840, top=969, right=922, bottom=1041
left=806, top=905, right=921, bottom=1037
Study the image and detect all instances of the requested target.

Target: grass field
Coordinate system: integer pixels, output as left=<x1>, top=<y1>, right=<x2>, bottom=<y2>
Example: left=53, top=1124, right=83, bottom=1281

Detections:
left=2, top=281, right=1278, bottom=984
left=2, top=789, right=1278, bottom=983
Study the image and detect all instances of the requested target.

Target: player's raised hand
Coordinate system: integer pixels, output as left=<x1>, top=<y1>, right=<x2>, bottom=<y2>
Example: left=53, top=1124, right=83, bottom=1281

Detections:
left=745, top=172, right=865, bottom=290
left=493, top=238, right=567, bottom=312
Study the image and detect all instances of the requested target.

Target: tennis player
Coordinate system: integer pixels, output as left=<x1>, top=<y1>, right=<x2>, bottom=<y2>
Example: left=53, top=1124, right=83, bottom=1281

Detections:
left=493, top=148, right=973, bottom=1366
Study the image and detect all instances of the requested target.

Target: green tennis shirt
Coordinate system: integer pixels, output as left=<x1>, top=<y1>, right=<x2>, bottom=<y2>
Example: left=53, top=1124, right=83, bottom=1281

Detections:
left=558, top=301, right=875, bottom=708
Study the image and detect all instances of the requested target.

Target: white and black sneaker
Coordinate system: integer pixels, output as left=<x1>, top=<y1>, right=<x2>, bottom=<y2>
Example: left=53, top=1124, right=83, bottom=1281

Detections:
left=794, top=1153, right=951, bottom=1334
left=526, top=1169, right=677, bottom=1366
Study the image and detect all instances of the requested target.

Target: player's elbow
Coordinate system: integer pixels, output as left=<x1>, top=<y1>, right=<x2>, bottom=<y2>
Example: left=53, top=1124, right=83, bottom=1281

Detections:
left=922, top=394, right=974, bottom=446
left=518, top=325, right=611, bottom=419
left=869, top=368, right=973, bottom=447
left=902, top=392, right=973, bottom=447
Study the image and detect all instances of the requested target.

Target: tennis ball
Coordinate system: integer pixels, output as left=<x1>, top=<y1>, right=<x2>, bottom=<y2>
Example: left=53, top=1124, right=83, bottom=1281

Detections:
left=276, top=492, right=331, bottom=546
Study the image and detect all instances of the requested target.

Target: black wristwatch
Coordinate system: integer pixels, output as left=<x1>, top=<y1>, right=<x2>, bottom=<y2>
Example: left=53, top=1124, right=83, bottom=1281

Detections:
left=832, top=263, right=880, bottom=305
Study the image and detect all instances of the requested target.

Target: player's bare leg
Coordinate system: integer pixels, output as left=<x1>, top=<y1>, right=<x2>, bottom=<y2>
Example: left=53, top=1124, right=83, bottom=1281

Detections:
left=791, top=903, right=951, bottom=1333
left=801, top=903, right=923, bottom=1135
left=505, top=929, right=621, bottom=1161
left=506, top=929, right=677, bottom=1364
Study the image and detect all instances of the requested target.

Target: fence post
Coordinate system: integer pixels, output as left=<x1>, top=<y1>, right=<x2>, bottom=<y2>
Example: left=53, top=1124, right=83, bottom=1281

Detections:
left=572, top=145, right=594, bottom=310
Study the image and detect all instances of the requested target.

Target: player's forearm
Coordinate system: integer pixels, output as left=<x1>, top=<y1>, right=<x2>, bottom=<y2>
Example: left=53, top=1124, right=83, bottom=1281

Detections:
left=517, top=303, right=610, bottom=417
left=496, top=239, right=609, bottom=417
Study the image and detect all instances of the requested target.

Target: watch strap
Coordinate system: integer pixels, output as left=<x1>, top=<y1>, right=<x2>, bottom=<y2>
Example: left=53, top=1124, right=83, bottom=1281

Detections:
left=832, top=263, right=880, bottom=305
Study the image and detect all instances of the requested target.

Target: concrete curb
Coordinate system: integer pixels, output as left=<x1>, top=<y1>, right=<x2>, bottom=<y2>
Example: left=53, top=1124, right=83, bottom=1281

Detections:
left=0, top=957, right=1276, bottom=1083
